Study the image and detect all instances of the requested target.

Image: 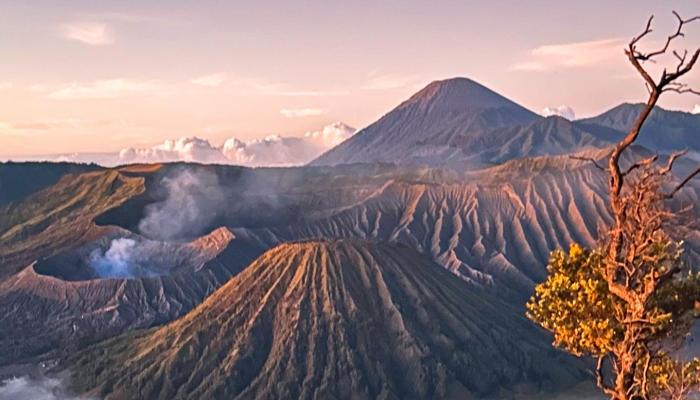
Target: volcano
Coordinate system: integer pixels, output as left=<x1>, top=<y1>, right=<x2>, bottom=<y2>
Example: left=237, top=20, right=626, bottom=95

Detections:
left=68, top=239, right=591, bottom=400
left=310, top=77, right=540, bottom=168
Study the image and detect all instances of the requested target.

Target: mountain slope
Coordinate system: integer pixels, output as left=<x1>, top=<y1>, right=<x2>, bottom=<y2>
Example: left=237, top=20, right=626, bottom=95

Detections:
left=0, top=169, right=146, bottom=280
left=446, top=116, right=620, bottom=169
left=0, top=227, right=253, bottom=365
left=230, top=169, right=610, bottom=296
left=311, top=78, right=540, bottom=167
left=68, top=239, right=591, bottom=400
left=235, top=146, right=700, bottom=296
left=0, top=162, right=102, bottom=207
left=581, top=103, right=700, bottom=152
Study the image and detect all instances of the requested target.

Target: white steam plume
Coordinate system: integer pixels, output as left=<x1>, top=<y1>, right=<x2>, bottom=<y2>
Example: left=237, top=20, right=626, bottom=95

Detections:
left=0, top=376, right=92, bottom=400
left=88, top=238, right=137, bottom=278
left=138, top=168, right=225, bottom=240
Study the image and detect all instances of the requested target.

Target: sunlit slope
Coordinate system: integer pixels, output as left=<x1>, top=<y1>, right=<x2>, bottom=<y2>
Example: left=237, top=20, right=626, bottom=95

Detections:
left=0, top=170, right=145, bottom=279
left=0, top=162, right=102, bottom=207
left=69, top=240, right=590, bottom=400
left=238, top=147, right=700, bottom=296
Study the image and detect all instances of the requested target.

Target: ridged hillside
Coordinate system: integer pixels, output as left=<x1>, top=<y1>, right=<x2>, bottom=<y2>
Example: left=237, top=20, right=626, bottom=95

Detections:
left=232, top=164, right=613, bottom=295
left=0, top=170, right=146, bottom=280
left=68, top=240, right=591, bottom=400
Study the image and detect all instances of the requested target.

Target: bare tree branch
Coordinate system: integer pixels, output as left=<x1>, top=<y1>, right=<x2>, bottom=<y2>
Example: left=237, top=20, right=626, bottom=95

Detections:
left=631, top=12, right=700, bottom=63
left=596, top=11, right=700, bottom=398
left=596, top=354, right=617, bottom=396
left=629, top=15, right=655, bottom=50
left=666, top=165, right=700, bottom=199
left=659, top=149, right=689, bottom=175
left=570, top=155, right=607, bottom=172
left=610, top=10, right=700, bottom=252
left=624, top=154, right=659, bottom=176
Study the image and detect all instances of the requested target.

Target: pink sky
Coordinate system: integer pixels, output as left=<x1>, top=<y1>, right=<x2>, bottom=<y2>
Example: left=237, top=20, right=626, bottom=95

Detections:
left=1, top=0, right=699, bottom=157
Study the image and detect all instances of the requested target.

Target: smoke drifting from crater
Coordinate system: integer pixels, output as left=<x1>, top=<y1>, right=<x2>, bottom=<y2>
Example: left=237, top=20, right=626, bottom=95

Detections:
left=86, top=236, right=198, bottom=279
left=138, top=168, right=225, bottom=241
left=88, top=238, right=137, bottom=279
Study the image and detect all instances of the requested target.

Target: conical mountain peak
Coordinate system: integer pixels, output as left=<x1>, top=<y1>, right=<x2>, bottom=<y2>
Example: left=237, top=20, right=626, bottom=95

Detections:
left=68, top=239, right=589, bottom=400
left=401, top=77, right=527, bottom=112
left=310, top=77, right=540, bottom=167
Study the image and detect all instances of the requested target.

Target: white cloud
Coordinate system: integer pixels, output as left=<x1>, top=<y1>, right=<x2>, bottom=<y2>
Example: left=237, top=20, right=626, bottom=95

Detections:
left=191, top=73, right=230, bottom=87
left=60, top=22, right=113, bottom=46
left=0, top=376, right=90, bottom=400
left=302, top=122, right=357, bottom=148
left=280, top=108, right=328, bottom=118
left=117, top=122, right=357, bottom=167
left=46, top=78, right=166, bottom=100
left=512, top=38, right=625, bottom=72
left=361, top=71, right=419, bottom=90
left=119, top=137, right=227, bottom=164
left=693, top=105, right=700, bottom=114
left=541, top=105, right=576, bottom=120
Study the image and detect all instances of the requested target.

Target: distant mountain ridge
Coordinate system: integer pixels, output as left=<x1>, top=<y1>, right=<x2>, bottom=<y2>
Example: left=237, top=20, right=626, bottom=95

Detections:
left=446, top=116, right=621, bottom=169
left=313, top=80, right=700, bottom=170
left=581, top=103, right=700, bottom=152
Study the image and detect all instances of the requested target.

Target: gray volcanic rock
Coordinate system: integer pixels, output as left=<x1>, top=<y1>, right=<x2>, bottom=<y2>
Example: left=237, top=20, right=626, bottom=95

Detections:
left=68, top=239, right=592, bottom=400
left=2, top=157, right=697, bottom=374
left=311, top=77, right=540, bottom=167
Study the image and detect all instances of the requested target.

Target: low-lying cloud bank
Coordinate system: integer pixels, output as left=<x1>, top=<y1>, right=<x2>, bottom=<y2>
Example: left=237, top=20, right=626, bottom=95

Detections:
left=11, top=122, right=356, bottom=167
left=119, top=121, right=356, bottom=166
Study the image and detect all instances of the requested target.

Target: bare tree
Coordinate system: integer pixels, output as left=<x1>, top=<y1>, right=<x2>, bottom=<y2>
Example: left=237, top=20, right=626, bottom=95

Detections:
left=600, top=11, right=700, bottom=399
left=529, top=10, right=700, bottom=400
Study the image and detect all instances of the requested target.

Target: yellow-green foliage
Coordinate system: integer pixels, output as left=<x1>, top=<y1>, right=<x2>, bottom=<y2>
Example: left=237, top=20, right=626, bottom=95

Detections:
left=528, top=242, right=700, bottom=398
left=527, top=244, right=617, bottom=356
